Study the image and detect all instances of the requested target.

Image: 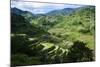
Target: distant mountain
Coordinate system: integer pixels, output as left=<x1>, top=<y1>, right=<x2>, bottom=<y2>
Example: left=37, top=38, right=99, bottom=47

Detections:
left=11, top=6, right=95, bottom=34
left=11, top=7, right=35, bottom=22
left=11, top=7, right=33, bottom=16
left=11, top=7, right=76, bottom=17
left=46, top=8, right=75, bottom=16
left=11, top=7, right=24, bottom=15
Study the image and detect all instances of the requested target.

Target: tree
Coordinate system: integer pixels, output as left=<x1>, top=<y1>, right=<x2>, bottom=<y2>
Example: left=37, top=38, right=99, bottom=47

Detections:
left=66, top=41, right=94, bottom=62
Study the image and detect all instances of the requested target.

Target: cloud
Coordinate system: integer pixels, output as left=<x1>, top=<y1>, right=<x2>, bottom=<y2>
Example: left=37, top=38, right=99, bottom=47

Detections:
left=11, top=1, right=82, bottom=14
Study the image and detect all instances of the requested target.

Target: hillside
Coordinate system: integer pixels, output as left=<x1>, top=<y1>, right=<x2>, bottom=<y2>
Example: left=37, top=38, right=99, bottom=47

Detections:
left=11, top=6, right=95, bottom=66
left=11, top=8, right=35, bottom=21
left=48, top=6, right=95, bottom=49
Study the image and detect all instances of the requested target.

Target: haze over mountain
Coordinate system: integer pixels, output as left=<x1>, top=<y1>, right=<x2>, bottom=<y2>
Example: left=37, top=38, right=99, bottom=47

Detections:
left=11, top=7, right=75, bottom=15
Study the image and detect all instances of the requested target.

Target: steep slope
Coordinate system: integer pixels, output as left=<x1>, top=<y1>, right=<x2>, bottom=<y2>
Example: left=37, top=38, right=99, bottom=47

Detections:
left=11, top=13, right=47, bottom=36
left=11, top=6, right=95, bottom=66
left=51, top=6, right=95, bottom=34
left=48, top=6, right=95, bottom=49
left=11, top=7, right=34, bottom=22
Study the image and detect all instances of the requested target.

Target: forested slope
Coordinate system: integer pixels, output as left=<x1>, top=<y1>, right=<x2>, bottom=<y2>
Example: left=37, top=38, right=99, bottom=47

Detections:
left=11, top=6, right=95, bottom=66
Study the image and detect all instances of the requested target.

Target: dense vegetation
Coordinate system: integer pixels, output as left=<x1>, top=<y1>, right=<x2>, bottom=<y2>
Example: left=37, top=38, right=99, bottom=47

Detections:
left=11, top=6, right=95, bottom=66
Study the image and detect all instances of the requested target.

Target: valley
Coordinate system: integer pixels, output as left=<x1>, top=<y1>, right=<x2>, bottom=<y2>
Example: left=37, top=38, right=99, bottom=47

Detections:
left=11, top=5, right=95, bottom=66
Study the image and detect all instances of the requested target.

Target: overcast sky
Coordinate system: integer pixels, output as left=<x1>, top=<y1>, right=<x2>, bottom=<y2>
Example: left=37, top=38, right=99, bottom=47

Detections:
left=11, top=0, right=84, bottom=14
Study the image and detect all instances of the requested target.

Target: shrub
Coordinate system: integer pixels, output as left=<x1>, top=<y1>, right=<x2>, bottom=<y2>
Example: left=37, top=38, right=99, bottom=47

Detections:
left=66, top=41, right=94, bottom=62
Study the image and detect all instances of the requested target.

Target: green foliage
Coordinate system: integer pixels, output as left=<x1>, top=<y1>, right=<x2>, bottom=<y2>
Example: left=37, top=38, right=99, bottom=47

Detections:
left=11, top=6, right=95, bottom=66
left=11, top=35, right=34, bottom=56
left=11, top=54, right=42, bottom=66
left=66, top=41, right=94, bottom=62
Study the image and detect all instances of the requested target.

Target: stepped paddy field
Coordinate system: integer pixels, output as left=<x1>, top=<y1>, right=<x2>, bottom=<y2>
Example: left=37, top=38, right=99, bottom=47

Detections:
left=11, top=2, right=95, bottom=66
